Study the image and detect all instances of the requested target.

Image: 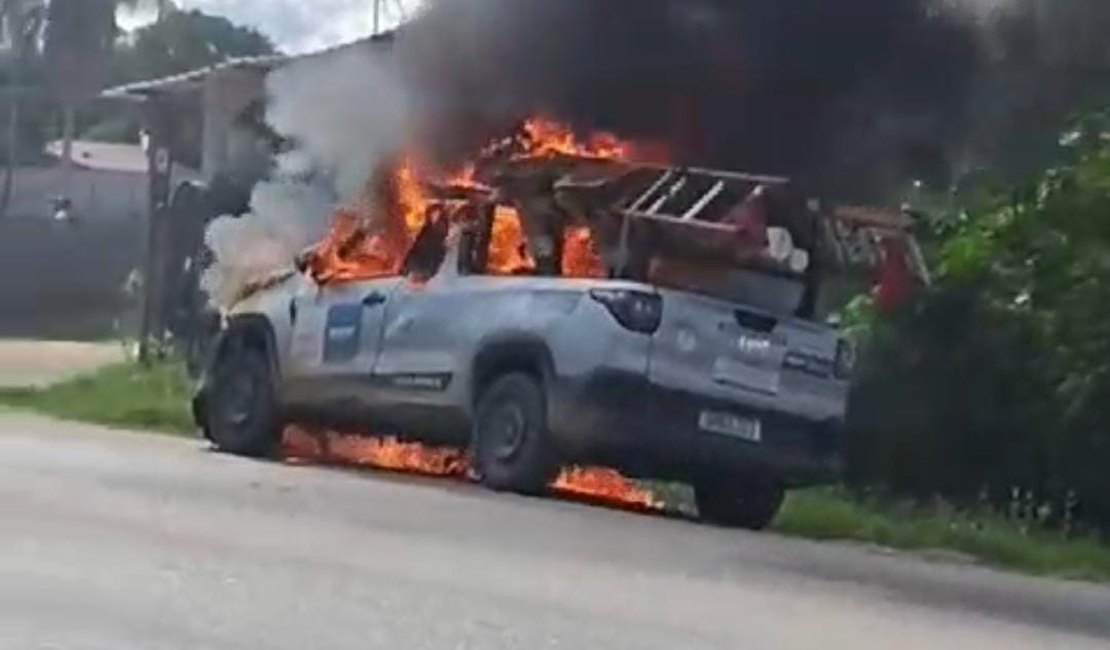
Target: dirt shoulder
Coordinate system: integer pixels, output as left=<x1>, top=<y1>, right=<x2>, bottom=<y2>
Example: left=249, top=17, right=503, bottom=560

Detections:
left=0, top=340, right=124, bottom=388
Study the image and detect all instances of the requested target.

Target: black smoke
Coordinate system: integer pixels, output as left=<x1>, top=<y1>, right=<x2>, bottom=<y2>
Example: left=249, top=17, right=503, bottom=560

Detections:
left=394, top=0, right=984, bottom=201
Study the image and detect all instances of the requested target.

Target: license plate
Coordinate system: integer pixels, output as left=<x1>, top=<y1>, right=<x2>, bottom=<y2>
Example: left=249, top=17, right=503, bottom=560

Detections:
left=699, top=410, right=762, bottom=443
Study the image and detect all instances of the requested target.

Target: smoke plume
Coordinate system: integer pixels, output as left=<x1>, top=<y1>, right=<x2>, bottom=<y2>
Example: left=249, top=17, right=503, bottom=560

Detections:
left=266, top=44, right=413, bottom=201
left=204, top=0, right=1057, bottom=307
left=201, top=180, right=334, bottom=308
left=201, top=42, right=412, bottom=308
left=397, top=0, right=987, bottom=198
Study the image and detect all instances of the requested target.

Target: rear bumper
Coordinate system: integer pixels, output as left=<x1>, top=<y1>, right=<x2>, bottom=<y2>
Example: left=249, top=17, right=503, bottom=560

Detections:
left=547, top=370, right=842, bottom=486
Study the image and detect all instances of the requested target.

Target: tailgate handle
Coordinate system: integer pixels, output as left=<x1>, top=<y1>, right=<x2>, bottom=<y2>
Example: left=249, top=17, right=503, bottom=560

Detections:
left=734, top=309, right=777, bottom=333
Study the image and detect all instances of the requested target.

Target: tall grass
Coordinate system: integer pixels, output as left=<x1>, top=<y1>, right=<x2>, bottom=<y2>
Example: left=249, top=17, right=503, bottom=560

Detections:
left=0, top=360, right=194, bottom=434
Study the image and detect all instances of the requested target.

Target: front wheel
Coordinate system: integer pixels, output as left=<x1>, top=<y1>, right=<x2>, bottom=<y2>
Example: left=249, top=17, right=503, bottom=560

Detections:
left=206, top=344, right=281, bottom=458
left=694, top=477, right=785, bottom=531
left=472, top=373, right=559, bottom=495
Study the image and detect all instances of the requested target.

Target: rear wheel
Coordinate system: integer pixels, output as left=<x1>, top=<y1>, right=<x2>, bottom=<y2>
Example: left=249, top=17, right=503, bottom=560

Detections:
left=206, top=343, right=281, bottom=458
left=694, top=477, right=785, bottom=531
left=472, top=373, right=559, bottom=494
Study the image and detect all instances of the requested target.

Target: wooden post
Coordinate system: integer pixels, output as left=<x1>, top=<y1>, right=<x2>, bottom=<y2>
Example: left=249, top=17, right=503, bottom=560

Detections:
left=138, top=96, right=175, bottom=364
left=60, top=105, right=76, bottom=205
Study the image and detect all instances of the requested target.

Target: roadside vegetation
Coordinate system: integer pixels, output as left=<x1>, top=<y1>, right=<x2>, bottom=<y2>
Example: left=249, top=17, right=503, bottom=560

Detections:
left=844, top=112, right=1110, bottom=542
left=2, top=358, right=1108, bottom=582
left=777, top=490, right=1110, bottom=582
left=0, top=359, right=194, bottom=434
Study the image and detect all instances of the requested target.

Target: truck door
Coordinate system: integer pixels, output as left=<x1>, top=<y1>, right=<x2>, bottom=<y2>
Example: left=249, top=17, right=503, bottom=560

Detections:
left=373, top=221, right=463, bottom=412
left=285, top=276, right=402, bottom=409
left=374, top=277, right=468, bottom=406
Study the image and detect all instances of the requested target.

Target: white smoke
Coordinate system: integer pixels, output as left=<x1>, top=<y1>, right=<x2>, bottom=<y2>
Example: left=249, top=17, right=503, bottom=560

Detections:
left=200, top=40, right=414, bottom=310
left=200, top=180, right=333, bottom=308
left=267, top=44, right=413, bottom=201
left=945, top=0, right=1015, bottom=18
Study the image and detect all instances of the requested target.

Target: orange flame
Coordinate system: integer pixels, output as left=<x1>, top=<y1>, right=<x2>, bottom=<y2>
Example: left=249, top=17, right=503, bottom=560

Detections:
left=306, top=116, right=639, bottom=285
left=307, top=156, right=430, bottom=284
left=552, top=467, right=658, bottom=509
left=487, top=206, right=537, bottom=276
left=282, top=426, right=660, bottom=510
left=483, top=116, right=634, bottom=161
left=287, top=120, right=655, bottom=507
left=563, top=225, right=607, bottom=278
left=283, top=426, right=468, bottom=476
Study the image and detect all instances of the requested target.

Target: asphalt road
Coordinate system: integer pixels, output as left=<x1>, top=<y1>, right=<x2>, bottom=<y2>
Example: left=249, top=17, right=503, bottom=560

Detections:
left=3, top=414, right=1109, bottom=650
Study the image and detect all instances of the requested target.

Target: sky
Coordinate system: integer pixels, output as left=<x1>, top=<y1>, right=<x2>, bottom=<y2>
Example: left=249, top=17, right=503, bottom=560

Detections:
left=120, top=0, right=420, bottom=54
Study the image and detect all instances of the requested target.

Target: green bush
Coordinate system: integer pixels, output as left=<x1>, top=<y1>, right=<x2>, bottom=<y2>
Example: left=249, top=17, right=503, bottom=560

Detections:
left=846, top=112, right=1110, bottom=535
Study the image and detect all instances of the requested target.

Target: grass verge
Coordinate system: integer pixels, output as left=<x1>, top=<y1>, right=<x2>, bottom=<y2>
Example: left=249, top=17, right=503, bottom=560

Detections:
left=1, top=360, right=1107, bottom=581
left=0, top=360, right=195, bottom=435
left=777, top=488, right=1110, bottom=582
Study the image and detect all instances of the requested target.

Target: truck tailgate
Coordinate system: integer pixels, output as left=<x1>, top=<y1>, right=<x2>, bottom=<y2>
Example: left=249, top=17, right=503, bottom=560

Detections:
left=648, top=289, right=849, bottom=424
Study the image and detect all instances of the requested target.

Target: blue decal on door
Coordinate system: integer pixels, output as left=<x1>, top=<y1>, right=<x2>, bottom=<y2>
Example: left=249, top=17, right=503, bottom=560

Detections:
left=323, top=304, right=363, bottom=363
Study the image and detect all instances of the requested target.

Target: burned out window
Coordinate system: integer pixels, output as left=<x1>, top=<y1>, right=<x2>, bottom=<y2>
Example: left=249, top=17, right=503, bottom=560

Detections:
left=484, top=208, right=538, bottom=277
left=462, top=206, right=606, bottom=279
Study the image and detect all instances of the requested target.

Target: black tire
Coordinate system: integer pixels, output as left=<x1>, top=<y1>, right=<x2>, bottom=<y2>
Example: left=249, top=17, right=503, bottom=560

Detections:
left=695, top=477, right=785, bottom=531
left=472, top=373, right=559, bottom=494
left=206, top=344, right=281, bottom=458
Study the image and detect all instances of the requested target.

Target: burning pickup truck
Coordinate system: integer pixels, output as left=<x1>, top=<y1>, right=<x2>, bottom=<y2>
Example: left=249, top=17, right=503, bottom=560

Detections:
left=193, top=120, right=924, bottom=529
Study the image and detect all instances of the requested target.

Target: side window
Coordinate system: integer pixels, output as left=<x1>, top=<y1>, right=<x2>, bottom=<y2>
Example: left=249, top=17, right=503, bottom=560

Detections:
left=459, top=204, right=606, bottom=279
left=455, top=205, right=539, bottom=277
left=485, top=207, right=538, bottom=276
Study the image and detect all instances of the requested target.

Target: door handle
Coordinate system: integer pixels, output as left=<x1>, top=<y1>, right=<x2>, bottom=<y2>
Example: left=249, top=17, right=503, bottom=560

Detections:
left=362, top=292, right=387, bottom=308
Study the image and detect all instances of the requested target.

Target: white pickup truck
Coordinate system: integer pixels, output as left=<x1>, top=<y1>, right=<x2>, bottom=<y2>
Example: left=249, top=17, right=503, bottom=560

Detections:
left=194, top=164, right=867, bottom=530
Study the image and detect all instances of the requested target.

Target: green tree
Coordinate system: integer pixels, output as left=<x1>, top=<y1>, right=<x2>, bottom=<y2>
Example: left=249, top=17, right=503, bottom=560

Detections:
left=113, top=9, right=277, bottom=84
left=81, top=7, right=276, bottom=147
left=849, top=111, right=1110, bottom=534
left=42, top=0, right=156, bottom=172
left=0, top=0, right=44, bottom=217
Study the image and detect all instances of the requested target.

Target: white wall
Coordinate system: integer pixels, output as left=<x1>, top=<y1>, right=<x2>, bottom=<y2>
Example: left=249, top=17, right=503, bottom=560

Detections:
left=6, top=167, right=145, bottom=222
left=0, top=163, right=198, bottom=339
left=202, top=68, right=268, bottom=180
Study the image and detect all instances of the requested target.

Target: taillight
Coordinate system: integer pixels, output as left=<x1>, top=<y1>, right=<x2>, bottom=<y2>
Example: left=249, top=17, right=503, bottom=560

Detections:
left=589, top=289, right=663, bottom=334
left=834, top=339, right=856, bottom=379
